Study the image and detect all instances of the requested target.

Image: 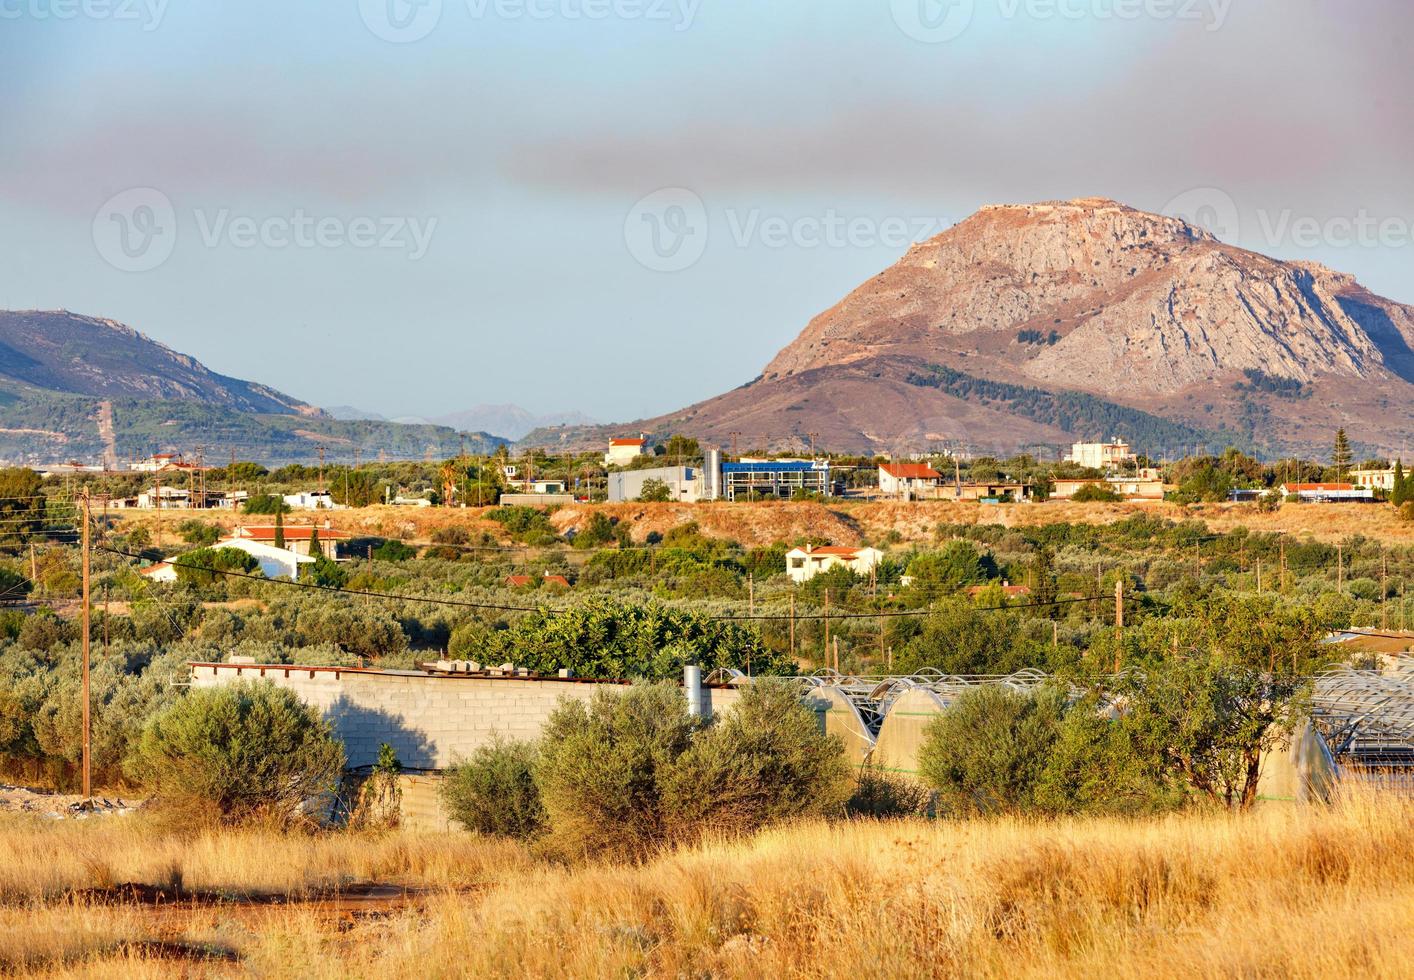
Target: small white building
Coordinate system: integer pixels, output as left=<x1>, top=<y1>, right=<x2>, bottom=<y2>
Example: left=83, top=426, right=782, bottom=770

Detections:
left=785, top=544, right=884, bottom=584
left=1350, top=468, right=1398, bottom=492
left=878, top=462, right=943, bottom=498
left=1278, top=482, right=1375, bottom=503
left=136, top=486, right=192, bottom=510
left=604, top=437, right=646, bottom=467
left=283, top=490, right=344, bottom=510
left=499, top=466, right=567, bottom=495
left=1064, top=439, right=1137, bottom=471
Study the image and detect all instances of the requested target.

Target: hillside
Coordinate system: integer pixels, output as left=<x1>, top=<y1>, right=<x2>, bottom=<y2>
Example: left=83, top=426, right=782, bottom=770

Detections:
left=0, top=310, right=506, bottom=464
left=541, top=199, right=1414, bottom=457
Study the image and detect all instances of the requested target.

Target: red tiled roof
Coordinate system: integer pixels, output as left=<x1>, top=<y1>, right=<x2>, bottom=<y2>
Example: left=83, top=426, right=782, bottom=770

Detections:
left=237, top=525, right=351, bottom=541
left=609, top=438, right=645, bottom=446
left=505, top=575, right=533, bottom=587
left=882, top=463, right=942, bottom=480
left=542, top=575, right=571, bottom=587
left=803, top=546, right=862, bottom=558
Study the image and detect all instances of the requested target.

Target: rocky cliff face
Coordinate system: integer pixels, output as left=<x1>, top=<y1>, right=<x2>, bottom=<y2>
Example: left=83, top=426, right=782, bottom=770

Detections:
left=0, top=310, right=319, bottom=415
left=633, top=199, right=1414, bottom=456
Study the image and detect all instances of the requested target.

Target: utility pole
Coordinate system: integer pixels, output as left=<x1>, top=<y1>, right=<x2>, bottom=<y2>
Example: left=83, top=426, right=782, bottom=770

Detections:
left=1256, top=559, right=1262, bottom=594
left=823, top=589, right=831, bottom=664
left=81, top=491, right=92, bottom=800
left=1337, top=544, right=1343, bottom=591
left=1382, top=553, right=1389, bottom=630
left=1113, top=579, right=1124, bottom=674
left=318, top=445, right=326, bottom=494
left=748, top=573, right=754, bottom=616
left=789, top=592, right=795, bottom=658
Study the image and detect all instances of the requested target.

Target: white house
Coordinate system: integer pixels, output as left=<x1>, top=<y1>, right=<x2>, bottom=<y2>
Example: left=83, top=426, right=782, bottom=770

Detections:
left=499, top=466, right=567, bottom=495
left=140, top=537, right=317, bottom=583
left=604, top=437, right=646, bottom=467
left=229, top=523, right=349, bottom=559
left=283, top=490, right=344, bottom=510
left=1064, top=439, right=1137, bottom=471
left=878, top=462, right=943, bottom=498
left=1350, top=468, right=1398, bottom=492
left=785, top=544, right=884, bottom=584
left=136, top=486, right=192, bottom=510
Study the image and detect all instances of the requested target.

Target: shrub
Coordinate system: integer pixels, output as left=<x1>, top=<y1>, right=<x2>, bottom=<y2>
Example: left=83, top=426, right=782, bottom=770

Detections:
left=372, top=539, right=417, bottom=562
left=126, top=680, right=345, bottom=824
left=663, top=680, right=852, bottom=836
left=430, top=525, right=470, bottom=545
left=637, top=479, right=672, bottom=503
left=441, top=737, right=544, bottom=839
left=846, top=765, right=933, bottom=819
left=173, top=547, right=260, bottom=587
left=917, top=685, right=1066, bottom=815
left=1070, top=483, right=1121, bottom=503
left=177, top=520, right=221, bottom=546
left=534, top=682, right=698, bottom=858
left=243, top=494, right=290, bottom=515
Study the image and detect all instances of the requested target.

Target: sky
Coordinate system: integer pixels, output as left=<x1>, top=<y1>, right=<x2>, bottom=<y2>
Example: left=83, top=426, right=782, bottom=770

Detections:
left=2, top=0, right=1411, bottom=423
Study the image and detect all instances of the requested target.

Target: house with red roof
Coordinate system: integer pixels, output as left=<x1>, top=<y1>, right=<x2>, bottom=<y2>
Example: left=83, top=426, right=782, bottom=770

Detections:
left=231, top=522, right=350, bottom=559
left=604, top=437, right=647, bottom=467
left=878, top=462, right=942, bottom=498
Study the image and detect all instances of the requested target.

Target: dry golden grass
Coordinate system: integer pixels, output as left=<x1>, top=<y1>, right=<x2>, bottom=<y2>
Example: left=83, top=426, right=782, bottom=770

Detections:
left=3, top=790, right=1411, bottom=978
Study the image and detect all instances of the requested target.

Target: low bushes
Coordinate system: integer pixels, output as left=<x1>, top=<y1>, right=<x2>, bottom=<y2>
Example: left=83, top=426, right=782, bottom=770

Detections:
left=126, top=680, right=345, bottom=824
left=441, top=738, right=545, bottom=840
left=443, top=681, right=850, bottom=857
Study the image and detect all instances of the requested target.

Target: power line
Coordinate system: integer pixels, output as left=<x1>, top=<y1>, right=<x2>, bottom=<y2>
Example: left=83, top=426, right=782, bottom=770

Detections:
left=97, top=543, right=1127, bottom=623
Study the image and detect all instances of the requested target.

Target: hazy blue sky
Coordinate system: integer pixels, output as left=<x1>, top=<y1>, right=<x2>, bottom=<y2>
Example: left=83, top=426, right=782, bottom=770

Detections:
left=2, top=1, right=1410, bottom=422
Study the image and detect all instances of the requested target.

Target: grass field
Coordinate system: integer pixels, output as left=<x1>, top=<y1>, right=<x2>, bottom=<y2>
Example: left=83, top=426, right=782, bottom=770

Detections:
left=3, top=788, right=1409, bottom=978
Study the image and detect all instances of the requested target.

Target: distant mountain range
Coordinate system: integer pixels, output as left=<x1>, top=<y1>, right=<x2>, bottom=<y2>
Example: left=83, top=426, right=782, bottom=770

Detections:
left=328, top=403, right=595, bottom=442
left=524, top=198, right=1414, bottom=458
left=0, top=311, right=506, bottom=465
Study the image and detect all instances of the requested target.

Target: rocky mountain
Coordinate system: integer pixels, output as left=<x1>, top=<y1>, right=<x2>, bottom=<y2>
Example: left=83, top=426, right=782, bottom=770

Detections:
left=0, top=311, right=317, bottom=415
left=606, top=198, right=1414, bottom=457
left=0, top=311, right=506, bottom=464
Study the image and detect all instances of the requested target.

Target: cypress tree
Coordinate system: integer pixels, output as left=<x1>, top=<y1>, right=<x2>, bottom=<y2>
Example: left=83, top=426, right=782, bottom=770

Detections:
left=1394, top=460, right=1407, bottom=506
left=274, top=507, right=286, bottom=550
left=1333, top=429, right=1352, bottom=481
left=307, top=525, right=320, bottom=559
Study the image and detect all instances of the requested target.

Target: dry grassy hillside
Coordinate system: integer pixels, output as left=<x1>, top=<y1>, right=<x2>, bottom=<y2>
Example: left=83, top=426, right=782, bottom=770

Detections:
left=1, top=790, right=1408, bottom=976
left=115, top=499, right=1414, bottom=552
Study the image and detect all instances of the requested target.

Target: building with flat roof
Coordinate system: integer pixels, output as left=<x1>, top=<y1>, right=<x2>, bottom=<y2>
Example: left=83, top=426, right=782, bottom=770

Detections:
left=1064, top=438, right=1137, bottom=471
left=720, top=460, right=830, bottom=500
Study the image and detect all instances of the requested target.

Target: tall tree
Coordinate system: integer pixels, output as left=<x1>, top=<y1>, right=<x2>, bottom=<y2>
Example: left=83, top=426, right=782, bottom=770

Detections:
left=1332, top=429, right=1352, bottom=481
left=273, top=508, right=286, bottom=550
left=1393, top=460, right=1407, bottom=506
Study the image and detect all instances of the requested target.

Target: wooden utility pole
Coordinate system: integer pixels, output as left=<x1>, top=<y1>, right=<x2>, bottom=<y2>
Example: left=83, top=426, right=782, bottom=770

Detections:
left=1337, top=544, right=1343, bottom=591
left=81, top=492, right=92, bottom=800
left=1256, top=559, right=1262, bottom=594
left=1382, top=553, right=1389, bottom=630
left=1113, top=579, right=1124, bottom=674
left=789, top=593, right=796, bottom=658
left=748, top=573, right=754, bottom=615
left=1280, top=536, right=1287, bottom=593
left=823, top=589, right=831, bottom=664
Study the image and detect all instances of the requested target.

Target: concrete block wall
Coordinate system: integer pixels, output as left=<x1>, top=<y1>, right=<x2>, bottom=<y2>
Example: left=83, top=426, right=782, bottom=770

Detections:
left=190, top=663, right=744, bottom=770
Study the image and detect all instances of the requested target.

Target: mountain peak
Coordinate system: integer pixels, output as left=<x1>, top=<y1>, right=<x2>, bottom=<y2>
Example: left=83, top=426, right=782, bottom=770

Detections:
left=633, top=198, right=1414, bottom=456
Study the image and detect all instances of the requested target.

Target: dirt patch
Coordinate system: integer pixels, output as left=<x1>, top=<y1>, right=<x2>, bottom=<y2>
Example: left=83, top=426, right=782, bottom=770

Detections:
left=0, top=784, right=140, bottom=818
